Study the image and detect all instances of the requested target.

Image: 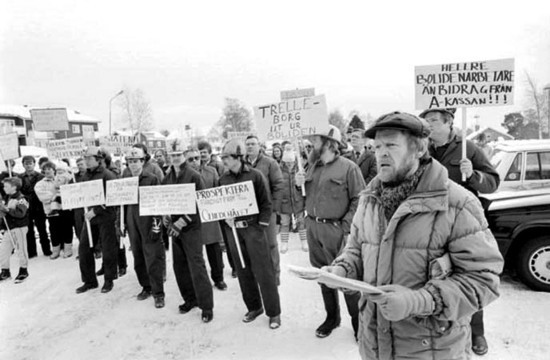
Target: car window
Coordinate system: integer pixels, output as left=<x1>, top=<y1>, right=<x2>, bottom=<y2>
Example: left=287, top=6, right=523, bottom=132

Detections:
left=505, top=153, right=522, bottom=181
left=525, top=152, right=550, bottom=180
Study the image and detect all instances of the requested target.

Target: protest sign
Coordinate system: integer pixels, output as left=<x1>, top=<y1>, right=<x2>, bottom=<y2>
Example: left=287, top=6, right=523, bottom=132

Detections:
left=415, top=58, right=515, bottom=110
left=139, top=184, right=196, bottom=216
left=0, top=132, right=20, bottom=160
left=253, top=94, right=329, bottom=142
left=0, top=152, right=6, bottom=172
left=226, top=131, right=255, bottom=141
left=30, top=108, right=70, bottom=131
left=105, top=177, right=139, bottom=206
left=195, top=181, right=259, bottom=223
left=280, top=87, right=315, bottom=101
left=82, top=125, right=95, bottom=143
left=99, top=135, right=135, bottom=156
left=46, top=137, right=84, bottom=159
left=60, top=179, right=105, bottom=210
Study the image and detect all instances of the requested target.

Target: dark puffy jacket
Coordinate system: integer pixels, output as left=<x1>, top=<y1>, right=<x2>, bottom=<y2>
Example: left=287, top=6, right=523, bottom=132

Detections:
left=81, top=165, right=117, bottom=222
left=246, top=153, right=283, bottom=213
left=1, top=191, right=29, bottom=229
left=18, top=170, right=43, bottom=209
left=344, top=149, right=377, bottom=186
left=279, top=162, right=304, bottom=214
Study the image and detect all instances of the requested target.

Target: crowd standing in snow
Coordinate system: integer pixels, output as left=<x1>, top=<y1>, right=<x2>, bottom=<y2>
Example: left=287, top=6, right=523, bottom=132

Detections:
left=0, top=108, right=505, bottom=359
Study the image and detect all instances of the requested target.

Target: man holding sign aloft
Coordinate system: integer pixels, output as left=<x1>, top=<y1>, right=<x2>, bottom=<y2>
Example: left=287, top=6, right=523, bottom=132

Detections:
left=219, top=139, right=281, bottom=330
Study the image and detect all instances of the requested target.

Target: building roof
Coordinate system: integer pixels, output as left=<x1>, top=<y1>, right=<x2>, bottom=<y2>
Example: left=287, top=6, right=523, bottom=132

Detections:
left=0, top=105, right=100, bottom=123
left=466, top=126, right=514, bottom=141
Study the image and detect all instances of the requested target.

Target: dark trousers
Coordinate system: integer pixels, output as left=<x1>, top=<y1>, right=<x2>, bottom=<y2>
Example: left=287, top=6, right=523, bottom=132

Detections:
left=127, top=211, right=164, bottom=296
left=306, top=218, right=359, bottom=327
left=172, top=226, right=213, bottom=311
left=48, top=210, right=74, bottom=247
left=471, top=310, right=484, bottom=336
left=78, top=215, right=118, bottom=284
left=26, top=207, right=50, bottom=256
left=205, top=242, right=224, bottom=283
left=224, top=222, right=281, bottom=317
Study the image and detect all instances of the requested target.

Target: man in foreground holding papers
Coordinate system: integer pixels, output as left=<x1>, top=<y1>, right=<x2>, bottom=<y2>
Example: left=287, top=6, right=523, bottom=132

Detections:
left=324, top=112, right=503, bottom=360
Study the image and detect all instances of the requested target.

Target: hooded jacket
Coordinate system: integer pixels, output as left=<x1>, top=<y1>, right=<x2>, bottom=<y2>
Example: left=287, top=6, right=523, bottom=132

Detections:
left=332, top=160, right=503, bottom=360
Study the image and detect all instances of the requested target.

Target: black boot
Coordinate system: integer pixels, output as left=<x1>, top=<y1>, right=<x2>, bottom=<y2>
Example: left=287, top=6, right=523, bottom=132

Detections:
left=14, top=268, right=29, bottom=283
left=0, top=269, right=11, bottom=281
left=316, top=285, right=341, bottom=338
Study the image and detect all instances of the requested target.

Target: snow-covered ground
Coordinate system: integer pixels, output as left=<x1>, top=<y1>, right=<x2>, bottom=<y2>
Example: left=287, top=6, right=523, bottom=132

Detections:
left=1, top=233, right=550, bottom=360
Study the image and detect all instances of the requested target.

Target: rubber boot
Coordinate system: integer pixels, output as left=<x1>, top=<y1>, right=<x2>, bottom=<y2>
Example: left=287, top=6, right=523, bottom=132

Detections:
left=0, top=269, right=11, bottom=281
left=50, top=245, right=61, bottom=260
left=63, top=243, right=73, bottom=258
left=316, top=285, right=341, bottom=338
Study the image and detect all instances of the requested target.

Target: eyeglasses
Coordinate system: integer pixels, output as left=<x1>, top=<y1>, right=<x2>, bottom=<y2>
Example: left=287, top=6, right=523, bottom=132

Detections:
left=187, top=157, right=200, bottom=162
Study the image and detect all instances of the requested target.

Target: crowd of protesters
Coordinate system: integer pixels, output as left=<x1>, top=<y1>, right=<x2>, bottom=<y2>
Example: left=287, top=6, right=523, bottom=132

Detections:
left=0, top=108, right=504, bottom=359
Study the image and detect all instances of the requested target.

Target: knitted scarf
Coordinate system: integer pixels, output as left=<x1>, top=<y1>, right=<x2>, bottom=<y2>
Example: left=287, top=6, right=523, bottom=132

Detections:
left=375, top=160, right=429, bottom=221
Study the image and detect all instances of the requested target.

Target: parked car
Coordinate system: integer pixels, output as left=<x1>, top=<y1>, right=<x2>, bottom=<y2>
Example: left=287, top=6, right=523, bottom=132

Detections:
left=491, top=139, right=550, bottom=191
left=482, top=188, right=550, bottom=292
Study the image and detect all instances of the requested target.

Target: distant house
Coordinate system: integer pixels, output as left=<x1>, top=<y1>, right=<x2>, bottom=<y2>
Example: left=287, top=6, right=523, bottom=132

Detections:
left=466, top=126, right=514, bottom=142
left=135, top=131, right=168, bottom=153
left=0, top=105, right=100, bottom=147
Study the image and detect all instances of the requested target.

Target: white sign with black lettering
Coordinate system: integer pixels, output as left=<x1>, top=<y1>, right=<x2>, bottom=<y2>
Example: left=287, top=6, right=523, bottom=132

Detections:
left=60, top=180, right=105, bottom=210
left=106, top=177, right=139, bottom=206
left=30, top=108, right=70, bottom=131
left=195, top=181, right=258, bottom=223
left=139, top=184, right=196, bottom=216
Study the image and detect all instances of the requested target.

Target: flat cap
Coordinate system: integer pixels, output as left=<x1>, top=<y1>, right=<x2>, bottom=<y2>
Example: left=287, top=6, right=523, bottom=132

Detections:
left=364, top=111, right=430, bottom=139
left=418, top=107, right=456, bottom=119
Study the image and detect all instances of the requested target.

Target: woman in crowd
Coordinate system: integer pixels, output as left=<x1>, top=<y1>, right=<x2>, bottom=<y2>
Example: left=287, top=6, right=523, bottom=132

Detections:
left=271, top=144, right=283, bottom=164
left=34, top=161, right=74, bottom=259
left=278, top=142, right=308, bottom=253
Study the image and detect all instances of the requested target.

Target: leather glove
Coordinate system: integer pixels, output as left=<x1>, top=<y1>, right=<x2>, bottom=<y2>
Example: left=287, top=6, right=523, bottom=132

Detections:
left=368, top=284, right=435, bottom=322
left=174, top=217, right=187, bottom=229
left=168, top=223, right=181, bottom=238
left=149, top=218, right=162, bottom=242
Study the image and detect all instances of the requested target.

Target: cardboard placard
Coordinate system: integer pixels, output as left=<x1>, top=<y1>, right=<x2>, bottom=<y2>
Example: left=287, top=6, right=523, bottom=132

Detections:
left=415, top=58, right=515, bottom=110
left=254, top=94, right=329, bottom=142
left=60, top=179, right=105, bottom=210
left=0, top=132, right=20, bottom=160
left=280, top=87, right=315, bottom=101
left=195, top=181, right=259, bottom=223
left=99, top=135, right=135, bottom=156
left=105, top=177, right=139, bottom=206
left=30, top=108, right=69, bottom=131
left=226, top=131, right=255, bottom=141
left=139, top=184, right=196, bottom=216
left=46, top=137, right=84, bottom=159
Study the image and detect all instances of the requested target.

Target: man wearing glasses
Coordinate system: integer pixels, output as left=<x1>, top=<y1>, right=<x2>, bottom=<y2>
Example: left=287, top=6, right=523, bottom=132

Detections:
left=163, top=147, right=214, bottom=323
left=185, top=148, right=227, bottom=291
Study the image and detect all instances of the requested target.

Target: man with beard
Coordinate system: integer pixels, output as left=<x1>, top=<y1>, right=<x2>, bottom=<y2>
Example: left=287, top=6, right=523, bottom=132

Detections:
left=295, top=125, right=366, bottom=340
left=163, top=147, right=214, bottom=323
left=419, top=107, right=499, bottom=356
left=322, top=112, right=503, bottom=360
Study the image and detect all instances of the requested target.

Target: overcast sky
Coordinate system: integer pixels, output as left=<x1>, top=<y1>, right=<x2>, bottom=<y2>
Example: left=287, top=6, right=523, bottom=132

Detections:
left=1, top=0, right=550, bottom=136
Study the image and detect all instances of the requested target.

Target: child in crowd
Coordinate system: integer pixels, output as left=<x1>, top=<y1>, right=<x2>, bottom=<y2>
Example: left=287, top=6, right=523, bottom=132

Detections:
left=0, top=177, right=30, bottom=283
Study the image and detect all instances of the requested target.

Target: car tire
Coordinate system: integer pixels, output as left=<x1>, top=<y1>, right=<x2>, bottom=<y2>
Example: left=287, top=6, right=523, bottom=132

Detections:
left=516, top=236, right=550, bottom=292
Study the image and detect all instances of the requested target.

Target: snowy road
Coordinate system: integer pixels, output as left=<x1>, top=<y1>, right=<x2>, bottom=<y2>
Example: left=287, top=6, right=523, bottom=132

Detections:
left=1, top=234, right=549, bottom=360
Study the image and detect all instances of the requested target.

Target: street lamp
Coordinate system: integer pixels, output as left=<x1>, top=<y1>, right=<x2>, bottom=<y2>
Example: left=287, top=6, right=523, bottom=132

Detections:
left=109, top=90, right=124, bottom=136
left=544, top=84, right=550, bottom=139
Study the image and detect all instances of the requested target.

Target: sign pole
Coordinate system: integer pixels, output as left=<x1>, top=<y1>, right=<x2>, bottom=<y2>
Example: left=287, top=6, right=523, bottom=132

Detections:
left=7, top=159, right=12, bottom=177
left=231, top=224, right=245, bottom=269
left=462, top=108, right=468, bottom=182
left=120, top=205, right=125, bottom=249
left=294, top=137, right=306, bottom=196
left=84, top=206, right=94, bottom=248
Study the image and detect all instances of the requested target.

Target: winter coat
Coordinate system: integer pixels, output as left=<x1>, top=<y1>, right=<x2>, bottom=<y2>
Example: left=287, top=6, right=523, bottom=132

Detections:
left=34, top=177, right=60, bottom=215
left=344, top=149, right=378, bottom=186
left=18, top=170, right=44, bottom=210
left=429, top=130, right=499, bottom=197
left=332, top=160, right=503, bottom=360
left=123, top=160, right=164, bottom=183
left=246, top=153, right=283, bottom=213
left=206, top=156, right=225, bottom=177
left=0, top=191, right=29, bottom=229
left=81, top=165, right=117, bottom=223
left=162, top=162, right=205, bottom=231
left=279, top=162, right=304, bottom=215
left=198, top=165, right=224, bottom=245
left=304, top=155, right=366, bottom=234
left=219, top=163, right=272, bottom=227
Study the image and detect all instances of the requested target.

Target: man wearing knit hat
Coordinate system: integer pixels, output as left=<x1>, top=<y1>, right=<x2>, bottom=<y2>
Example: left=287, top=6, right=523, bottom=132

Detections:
left=419, top=107, right=500, bottom=356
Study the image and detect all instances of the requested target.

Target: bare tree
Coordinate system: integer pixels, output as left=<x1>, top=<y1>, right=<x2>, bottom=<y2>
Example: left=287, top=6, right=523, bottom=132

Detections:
left=214, top=98, right=254, bottom=138
left=524, top=71, right=548, bottom=139
left=118, top=88, right=154, bottom=135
